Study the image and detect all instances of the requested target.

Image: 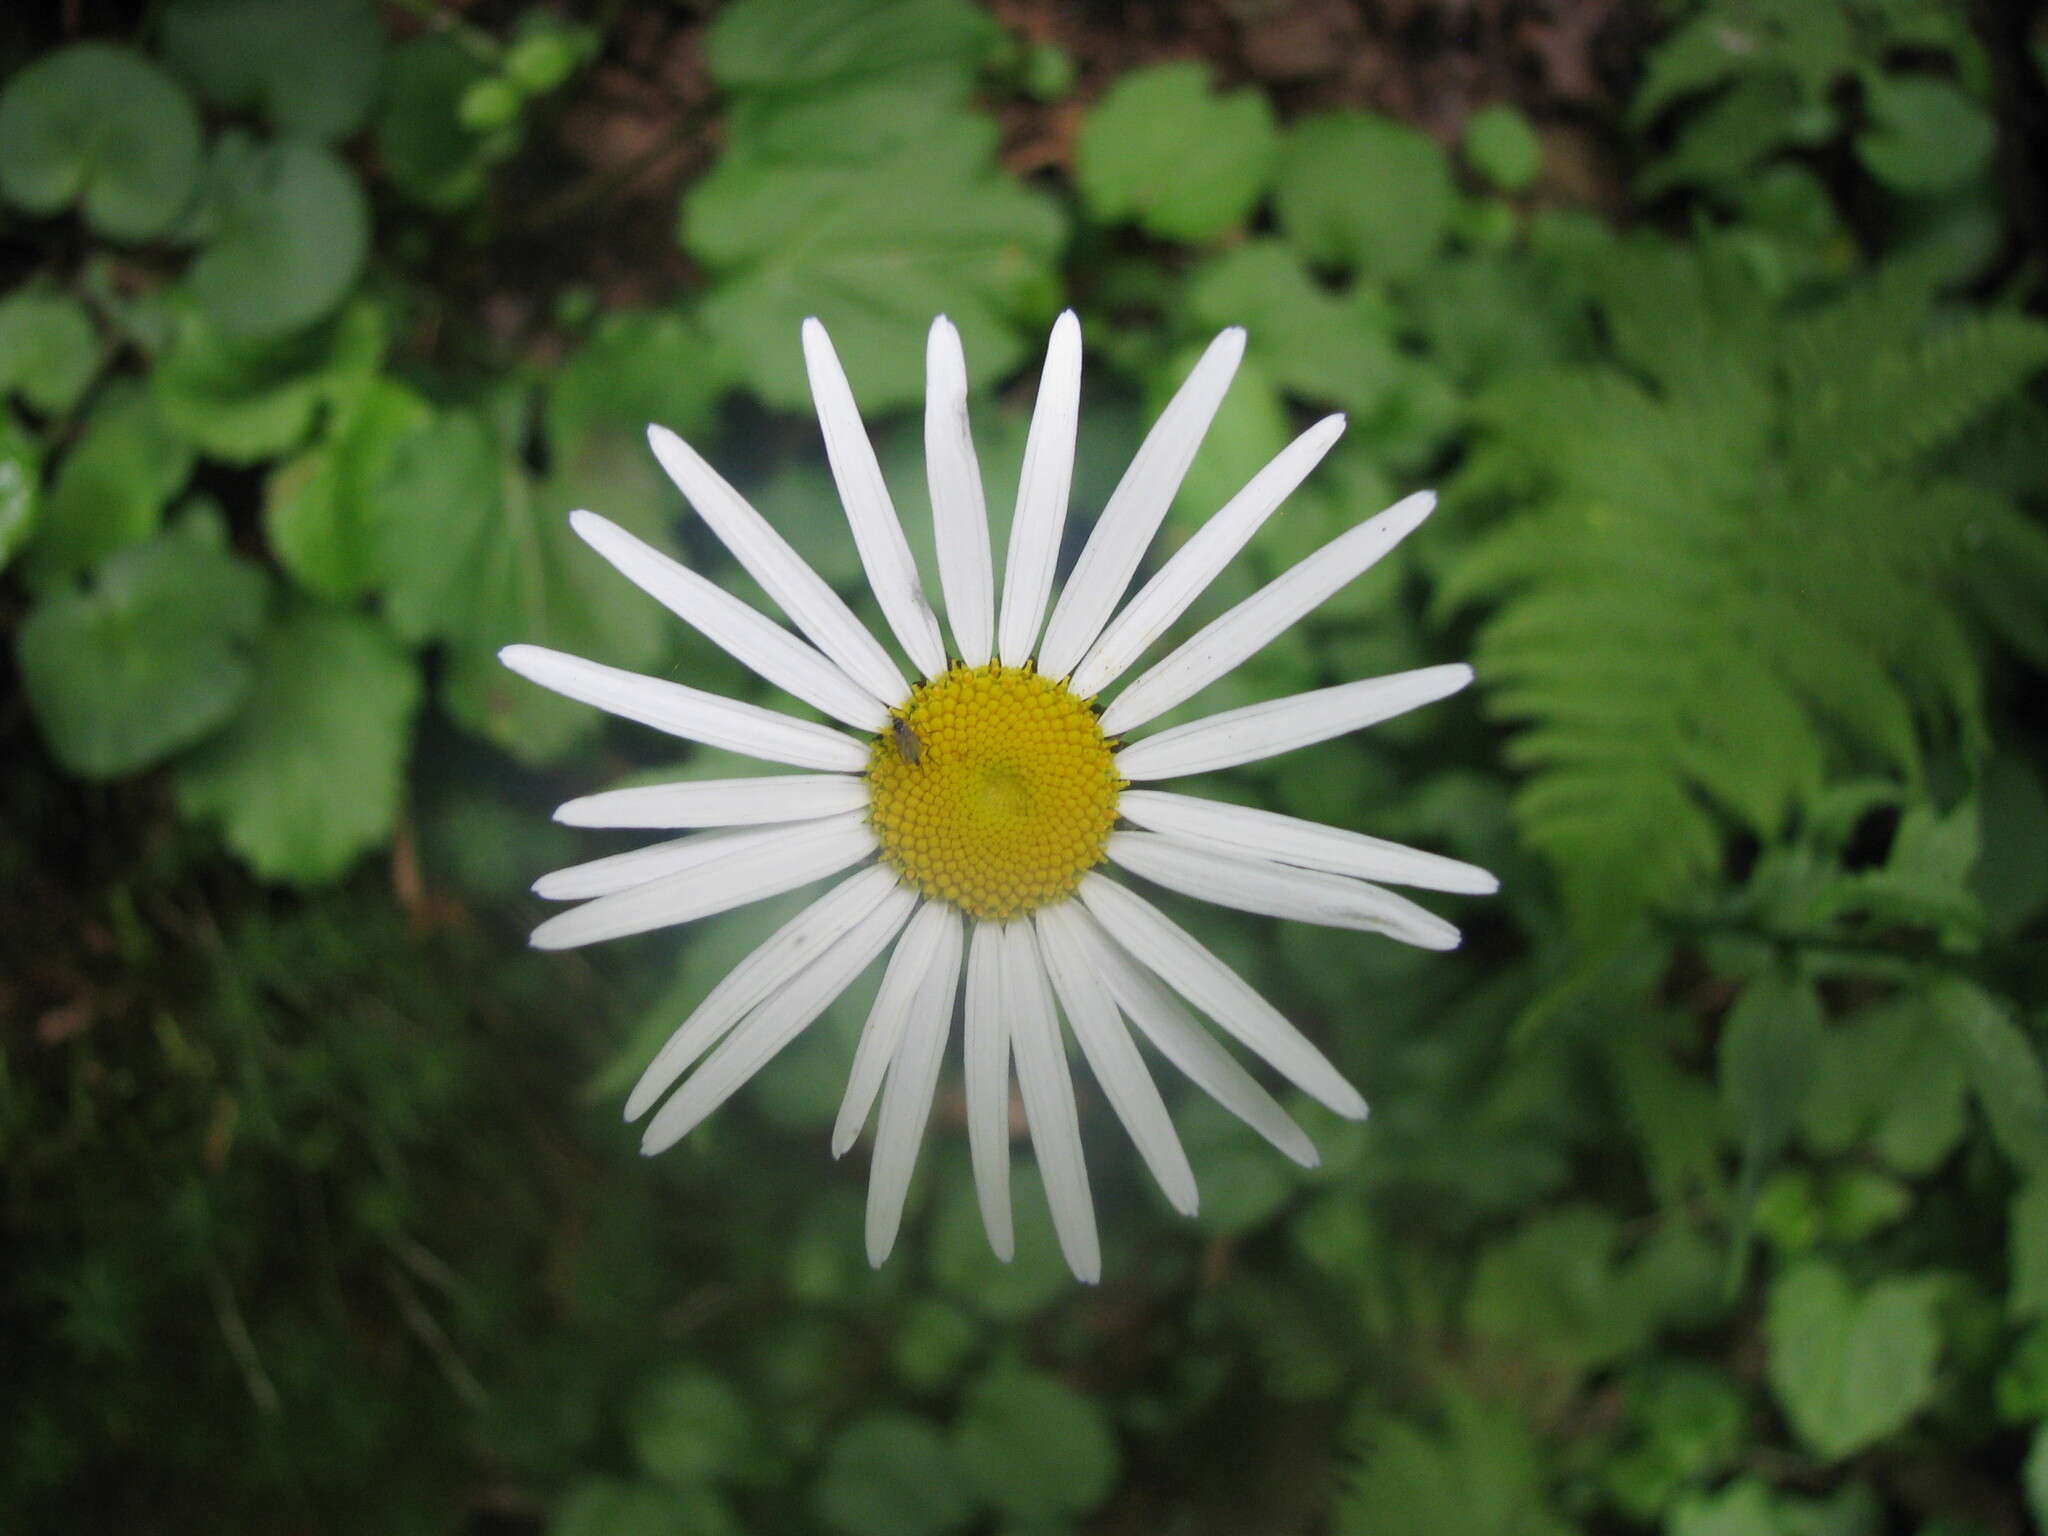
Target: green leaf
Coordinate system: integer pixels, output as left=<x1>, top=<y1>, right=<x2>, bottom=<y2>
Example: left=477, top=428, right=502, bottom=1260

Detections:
left=176, top=602, right=419, bottom=884
left=551, top=1479, right=740, bottom=1536
left=1075, top=62, right=1277, bottom=242
left=1463, top=105, right=1543, bottom=191
left=0, top=44, right=203, bottom=239
left=1276, top=112, right=1454, bottom=279
left=546, top=309, right=729, bottom=457
left=1930, top=978, right=2048, bottom=1175
left=26, top=381, right=193, bottom=594
left=1765, top=1261, right=1941, bottom=1460
left=1184, top=241, right=1401, bottom=416
left=190, top=133, right=371, bottom=339
left=2027, top=1424, right=2048, bottom=1532
left=685, top=130, right=1064, bottom=411
left=813, top=1414, right=976, bottom=1536
left=1720, top=968, right=1823, bottom=1168
left=952, top=1368, right=1118, bottom=1522
left=376, top=38, right=496, bottom=211
left=17, top=514, right=268, bottom=778
left=0, top=288, right=99, bottom=414
left=2011, top=1182, right=2048, bottom=1321
left=627, top=1368, right=756, bottom=1488
left=1338, top=1394, right=1574, bottom=1536
left=1856, top=75, right=1994, bottom=196
left=0, top=409, right=40, bottom=574
left=265, top=377, right=431, bottom=598
left=161, top=0, right=384, bottom=141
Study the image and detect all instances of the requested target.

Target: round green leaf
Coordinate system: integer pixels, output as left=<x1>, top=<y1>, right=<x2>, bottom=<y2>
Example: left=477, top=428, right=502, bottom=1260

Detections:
left=627, top=1369, right=755, bottom=1488
left=0, top=44, right=202, bottom=239
left=1075, top=62, right=1277, bottom=242
left=162, top=0, right=384, bottom=140
left=1463, top=104, right=1543, bottom=192
left=0, top=289, right=99, bottom=414
left=154, top=296, right=385, bottom=463
left=26, top=381, right=194, bottom=594
left=951, top=1368, right=1119, bottom=1522
left=1765, top=1261, right=1941, bottom=1459
left=1276, top=112, right=1454, bottom=279
left=190, top=134, right=370, bottom=339
left=17, top=516, right=268, bottom=778
left=813, top=1415, right=976, bottom=1536
left=176, top=602, right=420, bottom=884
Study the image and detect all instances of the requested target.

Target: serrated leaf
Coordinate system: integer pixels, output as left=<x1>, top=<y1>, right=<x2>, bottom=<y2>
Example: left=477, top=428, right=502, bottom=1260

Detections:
left=952, top=1368, right=1118, bottom=1522
left=176, top=602, right=419, bottom=884
left=1275, top=112, right=1454, bottom=279
left=17, top=515, right=267, bottom=778
left=26, top=381, right=194, bottom=594
left=0, top=44, right=203, bottom=239
left=1338, top=1394, right=1575, bottom=1536
left=813, top=1415, right=975, bottom=1536
left=190, top=133, right=370, bottom=339
left=1075, top=62, right=1277, bottom=242
left=0, top=288, right=99, bottom=414
left=1764, top=1261, right=1940, bottom=1459
left=161, top=0, right=384, bottom=140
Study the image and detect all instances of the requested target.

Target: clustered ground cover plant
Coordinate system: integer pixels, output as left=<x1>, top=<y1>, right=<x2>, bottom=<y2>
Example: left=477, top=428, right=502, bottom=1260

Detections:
left=2, top=0, right=2045, bottom=1532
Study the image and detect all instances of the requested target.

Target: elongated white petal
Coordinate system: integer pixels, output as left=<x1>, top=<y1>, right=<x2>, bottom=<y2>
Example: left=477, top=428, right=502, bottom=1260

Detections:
left=1118, top=789, right=1497, bottom=894
left=1070, top=905, right=1317, bottom=1166
left=998, top=310, right=1082, bottom=666
left=535, top=825, right=784, bottom=901
left=568, top=509, right=886, bottom=731
left=964, top=920, right=1013, bottom=1260
left=1078, top=873, right=1367, bottom=1119
left=1037, top=328, right=1246, bottom=679
left=529, top=813, right=875, bottom=950
left=1071, top=414, right=1345, bottom=698
left=557, top=772, right=867, bottom=831
left=834, top=900, right=953, bottom=1157
left=803, top=319, right=948, bottom=677
left=1115, top=664, right=1474, bottom=781
left=1035, top=904, right=1198, bottom=1214
left=1100, top=491, right=1435, bottom=733
left=867, top=904, right=965, bottom=1266
left=925, top=318, right=995, bottom=666
left=641, top=883, right=916, bottom=1153
left=625, top=865, right=899, bottom=1121
left=499, top=645, right=869, bottom=772
left=1003, top=923, right=1099, bottom=1282
left=1108, top=831, right=1461, bottom=950
left=646, top=423, right=908, bottom=706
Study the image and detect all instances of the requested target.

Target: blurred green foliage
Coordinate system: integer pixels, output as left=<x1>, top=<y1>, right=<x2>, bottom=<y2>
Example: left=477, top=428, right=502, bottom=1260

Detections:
left=3, top=0, right=2047, bottom=1532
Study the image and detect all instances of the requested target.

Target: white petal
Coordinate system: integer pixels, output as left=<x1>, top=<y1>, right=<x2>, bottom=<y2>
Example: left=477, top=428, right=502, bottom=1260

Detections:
left=925, top=317, right=995, bottom=666
left=624, top=865, right=898, bottom=1121
left=802, top=319, right=948, bottom=677
left=1107, top=831, right=1461, bottom=951
left=1035, top=904, right=1198, bottom=1215
left=1003, top=923, right=1099, bottom=1283
left=867, top=904, right=966, bottom=1267
left=997, top=310, right=1082, bottom=666
left=1115, top=664, right=1474, bottom=781
left=1077, top=873, right=1368, bottom=1119
left=833, top=899, right=953, bottom=1157
left=640, top=882, right=916, bottom=1153
left=646, top=423, right=908, bottom=706
left=964, top=920, right=1013, bottom=1260
left=1069, top=904, right=1318, bottom=1167
left=569, top=509, right=887, bottom=731
left=499, top=644, right=869, bottom=772
left=1099, top=490, right=1436, bottom=734
left=1117, top=789, right=1497, bottom=894
left=1070, top=414, right=1345, bottom=698
left=557, top=772, right=867, bottom=830
left=1037, top=328, right=1246, bottom=680
left=529, top=813, right=875, bottom=950
left=534, top=825, right=785, bottom=901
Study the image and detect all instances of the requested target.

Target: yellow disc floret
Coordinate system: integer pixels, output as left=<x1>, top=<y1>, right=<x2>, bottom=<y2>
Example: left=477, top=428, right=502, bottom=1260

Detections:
left=867, top=662, right=1122, bottom=922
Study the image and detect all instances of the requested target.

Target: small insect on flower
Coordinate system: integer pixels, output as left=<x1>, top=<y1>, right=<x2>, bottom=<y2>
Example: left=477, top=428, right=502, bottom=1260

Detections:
left=500, top=310, right=1497, bottom=1283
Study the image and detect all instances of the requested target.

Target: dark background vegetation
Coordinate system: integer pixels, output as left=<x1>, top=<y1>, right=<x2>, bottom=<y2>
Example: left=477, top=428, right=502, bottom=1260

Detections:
left=4, top=0, right=2048, bottom=1531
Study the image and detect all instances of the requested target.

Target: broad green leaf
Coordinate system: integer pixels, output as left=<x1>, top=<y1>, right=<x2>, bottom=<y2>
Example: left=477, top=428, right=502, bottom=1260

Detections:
left=1667, top=1480, right=1779, bottom=1536
left=161, top=0, right=384, bottom=140
left=685, top=129, right=1064, bottom=411
left=952, top=1368, right=1118, bottom=1522
left=1184, top=241, right=1401, bottom=416
left=1719, top=968, right=1823, bottom=1168
left=1464, top=104, right=1543, bottom=191
left=152, top=296, right=384, bottom=463
left=1075, top=62, right=1277, bottom=242
left=0, top=288, right=99, bottom=414
left=175, top=602, right=418, bottom=884
left=26, top=381, right=193, bottom=594
left=1856, top=75, right=1994, bottom=196
left=1930, top=978, right=2048, bottom=1175
left=17, top=515, right=267, bottom=778
left=0, top=44, right=203, bottom=239
left=265, top=377, right=431, bottom=598
left=190, top=134, right=371, bottom=339
left=1276, top=112, right=1454, bottom=280
left=0, top=410, right=39, bottom=574
left=1338, top=1394, right=1575, bottom=1536
left=813, top=1415, right=976, bottom=1536
left=708, top=0, right=997, bottom=94
left=627, top=1368, right=756, bottom=1488
left=1764, top=1261, right=1941, bottom=1459
left=377, top=38, right=496, bottom=211
left=546, top=309, right=728, bottom=457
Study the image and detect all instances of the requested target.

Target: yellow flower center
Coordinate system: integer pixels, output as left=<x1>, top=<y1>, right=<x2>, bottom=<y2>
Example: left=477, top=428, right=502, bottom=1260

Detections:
left=867, top=662, right=1122, bottom=922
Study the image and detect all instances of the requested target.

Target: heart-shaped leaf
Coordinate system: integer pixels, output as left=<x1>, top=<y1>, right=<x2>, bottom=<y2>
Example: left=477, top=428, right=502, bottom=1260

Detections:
left=0, top=288, right=99, bottom=414
left=1765, top=1261, right=1941, bottom=1459
left=190, top=133, right=370, bottom=339
left=1076, top=61, right=1277, bottom=242
left=161, top=0, right=384, bottom=141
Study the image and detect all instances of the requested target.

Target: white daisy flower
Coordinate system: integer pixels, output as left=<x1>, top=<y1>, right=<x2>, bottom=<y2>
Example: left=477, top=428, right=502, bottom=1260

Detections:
left=501, top=313, right=1495, bottom=1282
